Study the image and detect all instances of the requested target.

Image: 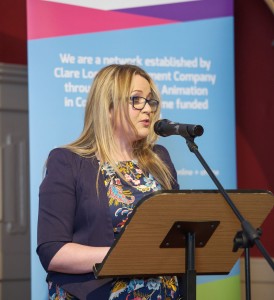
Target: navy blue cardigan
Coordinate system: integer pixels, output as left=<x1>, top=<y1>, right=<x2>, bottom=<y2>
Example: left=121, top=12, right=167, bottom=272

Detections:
left=37, top=145, right=179, bottom=299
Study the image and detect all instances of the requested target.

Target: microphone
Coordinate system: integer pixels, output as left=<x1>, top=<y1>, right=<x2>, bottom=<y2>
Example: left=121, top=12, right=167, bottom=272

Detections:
left=154, top=119, right=204, bottom=138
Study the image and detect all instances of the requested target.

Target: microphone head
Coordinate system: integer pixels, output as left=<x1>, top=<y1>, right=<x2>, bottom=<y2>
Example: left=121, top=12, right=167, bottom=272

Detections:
left=154, top=119, right=204, bottom=138
left=192, top=125, right=204, bottom=137
left=154, top=119, right=172, bottom=137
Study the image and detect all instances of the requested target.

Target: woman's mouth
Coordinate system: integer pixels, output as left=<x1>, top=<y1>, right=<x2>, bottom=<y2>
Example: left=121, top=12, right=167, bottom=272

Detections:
left=140, top=119, right=150, bottom=126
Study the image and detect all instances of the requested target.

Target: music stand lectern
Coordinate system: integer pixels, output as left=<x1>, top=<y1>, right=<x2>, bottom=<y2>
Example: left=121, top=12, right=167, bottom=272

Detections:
left=94, top=190, right=274, bottom=299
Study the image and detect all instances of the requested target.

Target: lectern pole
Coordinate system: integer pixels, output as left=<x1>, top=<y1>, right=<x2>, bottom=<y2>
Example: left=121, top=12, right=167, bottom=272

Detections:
left=163, top=221, right=219, bottom=300
left=185, top=232, right=196, bottom=300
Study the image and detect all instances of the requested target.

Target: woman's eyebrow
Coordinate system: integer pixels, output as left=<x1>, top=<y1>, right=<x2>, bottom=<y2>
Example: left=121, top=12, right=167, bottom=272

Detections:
left=131, top=89, right=143, bottom=93
left=131, top=90, right=152, bottom=96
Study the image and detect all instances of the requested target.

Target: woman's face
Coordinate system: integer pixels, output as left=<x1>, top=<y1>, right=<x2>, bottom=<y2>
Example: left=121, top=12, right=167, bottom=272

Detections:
left=113, top=74, right=155, bottom=145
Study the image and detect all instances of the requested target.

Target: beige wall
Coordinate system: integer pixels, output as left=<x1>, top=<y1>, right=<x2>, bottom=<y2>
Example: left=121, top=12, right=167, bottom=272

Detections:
left=240, top=257, right=274, bottom=300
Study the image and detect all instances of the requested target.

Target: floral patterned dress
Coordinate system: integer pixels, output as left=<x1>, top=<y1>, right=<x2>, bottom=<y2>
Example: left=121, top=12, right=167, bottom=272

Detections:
left=101, top=160, right=180, bottom=300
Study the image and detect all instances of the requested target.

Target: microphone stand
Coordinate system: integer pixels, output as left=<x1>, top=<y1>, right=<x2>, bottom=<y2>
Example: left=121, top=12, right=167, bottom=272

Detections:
left=184, top=135, right=274, bottom=300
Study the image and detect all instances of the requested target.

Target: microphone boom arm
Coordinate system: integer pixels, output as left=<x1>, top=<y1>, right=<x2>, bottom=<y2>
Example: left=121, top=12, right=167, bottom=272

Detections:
left=184, top=135, right=274, bottom=300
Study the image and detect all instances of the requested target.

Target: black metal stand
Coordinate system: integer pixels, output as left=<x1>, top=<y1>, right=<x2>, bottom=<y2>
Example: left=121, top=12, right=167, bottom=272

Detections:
left=185, top=232, right=196, bottom=300
left=185, top=136, right=274, bottom=300
left=160, top=220, right=220, bottom=300
left=245, top=248, right=251, bottom=300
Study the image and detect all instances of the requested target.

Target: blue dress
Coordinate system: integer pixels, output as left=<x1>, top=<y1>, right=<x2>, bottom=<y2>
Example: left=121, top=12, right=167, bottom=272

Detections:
left=101, top=160, right=180, bottom=300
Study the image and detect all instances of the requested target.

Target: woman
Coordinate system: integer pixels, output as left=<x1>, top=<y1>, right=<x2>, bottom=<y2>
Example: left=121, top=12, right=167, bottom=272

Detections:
left=37, top=64, right=181, bottom=299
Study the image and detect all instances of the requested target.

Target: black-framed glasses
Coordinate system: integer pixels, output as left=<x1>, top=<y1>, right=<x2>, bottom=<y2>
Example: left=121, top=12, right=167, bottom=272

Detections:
left=129, top=96, right=159, bottom=112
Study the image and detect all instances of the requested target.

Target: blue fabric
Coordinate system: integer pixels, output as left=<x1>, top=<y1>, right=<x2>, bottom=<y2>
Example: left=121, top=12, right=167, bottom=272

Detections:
left=101, top=161, right=179, bottom=300
left=101, top=160, right=161, bottom=235
left=49, top=281, right=78, bottom=300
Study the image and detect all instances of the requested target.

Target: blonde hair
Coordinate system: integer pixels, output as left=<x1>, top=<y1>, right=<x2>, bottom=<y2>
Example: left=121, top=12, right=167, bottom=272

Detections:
left=65, top=64, right=174, bottom=189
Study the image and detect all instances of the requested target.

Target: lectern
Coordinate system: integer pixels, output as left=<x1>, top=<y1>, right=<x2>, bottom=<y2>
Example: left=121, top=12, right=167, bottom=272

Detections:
left=94, top=190, right=274, bottom=299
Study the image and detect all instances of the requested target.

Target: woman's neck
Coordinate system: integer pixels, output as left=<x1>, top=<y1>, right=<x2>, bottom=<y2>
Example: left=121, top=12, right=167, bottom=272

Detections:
left=113, top=140, right=134, bottom=161
left=113, top=148, right=134, bottom=161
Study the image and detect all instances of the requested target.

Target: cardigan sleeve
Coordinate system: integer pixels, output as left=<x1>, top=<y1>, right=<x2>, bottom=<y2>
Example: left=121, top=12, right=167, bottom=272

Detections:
left=153, top=144, right=180, bottom=190
left=37, top=148, right=77, bottom=271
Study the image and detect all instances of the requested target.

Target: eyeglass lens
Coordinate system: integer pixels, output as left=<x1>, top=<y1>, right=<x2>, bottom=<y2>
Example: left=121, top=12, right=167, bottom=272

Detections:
left=130, top=96, right=158, bottom=112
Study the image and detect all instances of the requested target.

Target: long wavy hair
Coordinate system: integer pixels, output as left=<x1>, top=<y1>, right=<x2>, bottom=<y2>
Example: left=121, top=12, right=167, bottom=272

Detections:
left=65, top=64, right=174, bottom=190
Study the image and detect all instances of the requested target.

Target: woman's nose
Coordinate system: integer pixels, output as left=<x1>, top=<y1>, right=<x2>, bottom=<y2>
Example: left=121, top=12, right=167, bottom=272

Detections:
left=142, top=101, right=152, bottom=113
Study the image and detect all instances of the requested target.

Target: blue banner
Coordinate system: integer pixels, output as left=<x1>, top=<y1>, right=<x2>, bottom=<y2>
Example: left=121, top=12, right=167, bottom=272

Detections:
left=27, top=1, right=239, bottom=299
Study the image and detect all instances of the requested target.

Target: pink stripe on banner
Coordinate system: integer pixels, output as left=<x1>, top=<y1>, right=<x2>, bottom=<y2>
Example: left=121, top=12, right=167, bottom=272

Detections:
left=27, top=0, right=178, bottom=40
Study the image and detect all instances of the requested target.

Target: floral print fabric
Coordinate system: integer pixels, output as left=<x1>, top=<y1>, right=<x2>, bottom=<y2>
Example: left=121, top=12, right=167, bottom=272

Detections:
left=101, top=160, right=161, bottom=236
left=48, top=281, right=77, bottom=300
left=109, top=277, right=179, bottom=300
left=101, top=161, right=179, bottom=300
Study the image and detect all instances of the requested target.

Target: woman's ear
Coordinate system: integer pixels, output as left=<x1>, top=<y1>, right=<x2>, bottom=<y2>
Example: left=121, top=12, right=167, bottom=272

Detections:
left=109, top=107, right=113, bottom=120
left=109, top=102, right=114, bottom=120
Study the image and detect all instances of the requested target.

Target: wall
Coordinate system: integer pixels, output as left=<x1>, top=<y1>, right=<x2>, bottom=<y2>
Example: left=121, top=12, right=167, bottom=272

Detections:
left=0, top=1, right=27, bottom=65
left=0, top=63, right=30, bottom=298
left=234, top=1, right=274, bottom=297
left=234, top=0, right=274, bottom=257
